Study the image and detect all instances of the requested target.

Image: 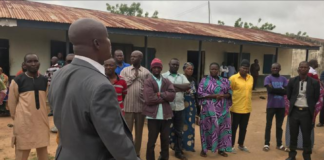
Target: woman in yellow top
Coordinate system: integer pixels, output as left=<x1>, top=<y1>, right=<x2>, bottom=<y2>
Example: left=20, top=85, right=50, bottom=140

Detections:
left=229, top=59, right=253, bottom=153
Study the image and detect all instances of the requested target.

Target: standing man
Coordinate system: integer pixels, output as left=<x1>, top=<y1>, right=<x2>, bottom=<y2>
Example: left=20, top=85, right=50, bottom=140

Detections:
left=263, top=63, right=288, bottom=152
left=143, top=58, right=176, bottom=160
left=121, top=50, right=150, bottom=157
left=286, top=61, right=320, bottom=160
left=57, top=52, right=65, bottom=67
left=8, top=53, right=49, bottom=160
left=115, top=49, right=130, bottom=75
left=48, top=18, right=139, bottom=160
left=220, top=62, right=229, bottom=78
left=45, top=56, right=61, bottom=117
left=250, top=59, right=260, bottom=90
left=228, top=62, right=236, bottom=78
left=307, top=59, right=319, bottom=80
left=104, top=58, right=127, bottom=115
left=229, top=59, right=253, bottom=153
left=162, top=58, right=191, bottom=160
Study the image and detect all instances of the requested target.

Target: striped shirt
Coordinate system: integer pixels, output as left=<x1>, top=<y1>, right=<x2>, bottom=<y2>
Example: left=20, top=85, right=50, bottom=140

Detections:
left=121, top=65, right=150, bottom=113
left=45, top=64, right=60, bottom=86
left=111, top=75, right=127, bottom=115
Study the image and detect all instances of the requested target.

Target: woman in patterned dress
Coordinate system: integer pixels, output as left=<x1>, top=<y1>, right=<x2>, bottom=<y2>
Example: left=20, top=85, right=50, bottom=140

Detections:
left=182, top=62, right=198, bottom=152
left=198, top=62, right=233, bottom=157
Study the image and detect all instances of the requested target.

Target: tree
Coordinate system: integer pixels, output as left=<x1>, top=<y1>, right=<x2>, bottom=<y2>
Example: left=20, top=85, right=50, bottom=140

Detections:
left=106, top=2, right=159, bottom=18
left=217, top=20, right=225, bottom=25
left=234, top=18, right=276, bottom=31
left=286, top=31, right=309, bottom=37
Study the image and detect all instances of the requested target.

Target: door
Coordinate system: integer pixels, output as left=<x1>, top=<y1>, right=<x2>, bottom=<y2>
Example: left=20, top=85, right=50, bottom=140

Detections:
left=225, top=52, right=250, bottom=72
left=187, top=51, right=205, bottom=81
left=0, top=39, right=9, bottom=76
left=50, top=40, right=73, bottom=66
left=263, top=54, right=275, bottom=74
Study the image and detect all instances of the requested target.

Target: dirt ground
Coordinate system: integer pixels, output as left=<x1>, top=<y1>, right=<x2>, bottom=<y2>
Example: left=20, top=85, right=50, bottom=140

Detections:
left=0, top=94, right=324, bottom=160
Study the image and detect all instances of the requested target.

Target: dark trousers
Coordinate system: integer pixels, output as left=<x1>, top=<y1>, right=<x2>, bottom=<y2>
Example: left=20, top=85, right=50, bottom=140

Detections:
left=231, top=112, right=250, bottom=146
left=264, top=108, right=285, bottom=146
left=252, top=75, right=258, bottom=89
left=146, top=119, right=172, bottom=160
left=172, top=110, right=185, bottom=154
left=319, top=103, right=324, bottom=124
left=289, top=108, right=313, bottom=160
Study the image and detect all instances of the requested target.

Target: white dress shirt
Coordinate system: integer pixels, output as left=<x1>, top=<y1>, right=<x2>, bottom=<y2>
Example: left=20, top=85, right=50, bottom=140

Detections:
left=74, top=55, right=105, bottom=75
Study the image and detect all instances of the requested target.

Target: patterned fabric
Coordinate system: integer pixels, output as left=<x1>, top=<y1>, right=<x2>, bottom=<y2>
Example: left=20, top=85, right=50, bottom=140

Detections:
left=112, top=74, right=127, bottom=115
left=170, top=79, right=197, bottom=151
left=45, top=64, right=60, bottom=86
left=198, top=76, right=233, bottom=153
left=121, top=65, right=150, bottom=113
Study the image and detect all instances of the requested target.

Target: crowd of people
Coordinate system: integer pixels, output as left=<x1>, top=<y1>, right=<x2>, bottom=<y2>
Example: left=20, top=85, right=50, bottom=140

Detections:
left=1, top=18, right=323, bottom=160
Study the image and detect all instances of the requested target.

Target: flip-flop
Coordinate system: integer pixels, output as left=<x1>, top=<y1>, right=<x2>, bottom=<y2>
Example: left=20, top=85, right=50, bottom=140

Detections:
left=218, top=151, right=228, bottom=157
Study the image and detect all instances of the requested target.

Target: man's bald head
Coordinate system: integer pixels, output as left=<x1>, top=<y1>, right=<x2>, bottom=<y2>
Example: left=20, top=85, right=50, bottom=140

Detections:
left=68, top=18, right=111, bottom=64
left=130, top=50, right=143, bottom=66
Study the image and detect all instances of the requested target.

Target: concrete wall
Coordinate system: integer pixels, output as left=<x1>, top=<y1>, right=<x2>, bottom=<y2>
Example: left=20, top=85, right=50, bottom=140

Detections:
left=1, top=27, right=293, bottom=78
left=110, top=34, right=293, bottom=76
left=291, top=46, right=324, bottom=77
left=0, top=26, right=65, bottom=75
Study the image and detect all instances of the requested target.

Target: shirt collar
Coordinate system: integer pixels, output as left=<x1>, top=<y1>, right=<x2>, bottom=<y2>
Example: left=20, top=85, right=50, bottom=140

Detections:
left=152, top=74, right=162, bottom=81
left=309, top=66, right=317, bottom=75
left=166, top=71, right=179, bottom=76
left=238, top=73, right=250, bottom=80
left=130, top=65, right=142, bottom=71
left=74, top=55, right=105, bottom=75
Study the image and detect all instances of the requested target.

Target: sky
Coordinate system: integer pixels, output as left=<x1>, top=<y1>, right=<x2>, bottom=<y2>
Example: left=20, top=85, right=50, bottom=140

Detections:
left=35, top=1, right=324, bottom=39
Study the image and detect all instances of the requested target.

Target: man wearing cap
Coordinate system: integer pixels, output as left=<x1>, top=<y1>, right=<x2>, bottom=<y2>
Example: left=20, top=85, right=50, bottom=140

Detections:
left=229, top=59, right=253, bottom=153
left=143, top=58, right=176, bottom=160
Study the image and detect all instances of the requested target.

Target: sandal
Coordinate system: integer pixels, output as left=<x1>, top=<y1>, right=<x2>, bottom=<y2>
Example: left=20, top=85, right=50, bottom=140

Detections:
left=263, top=145, right=270, bottom=152
left=276, top=145, right=286, bottom=152
left=218, top=151, right=228, bottom=157
left=200, top=151, right=207, bottom=157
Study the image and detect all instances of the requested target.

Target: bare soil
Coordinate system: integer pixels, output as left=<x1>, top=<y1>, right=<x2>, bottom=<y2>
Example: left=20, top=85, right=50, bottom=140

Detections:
left=0, top=94, right=323, bottom=160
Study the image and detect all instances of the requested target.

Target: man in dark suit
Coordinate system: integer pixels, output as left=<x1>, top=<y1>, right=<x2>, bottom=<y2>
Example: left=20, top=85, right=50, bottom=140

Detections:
left=48, top=18, right=139, bottom=160
left=286, top=61, right=320, bottom=160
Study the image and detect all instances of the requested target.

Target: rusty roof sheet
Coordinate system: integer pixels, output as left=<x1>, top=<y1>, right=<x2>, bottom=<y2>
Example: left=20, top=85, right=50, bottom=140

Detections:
left=0, top=0, right=318, bottom=47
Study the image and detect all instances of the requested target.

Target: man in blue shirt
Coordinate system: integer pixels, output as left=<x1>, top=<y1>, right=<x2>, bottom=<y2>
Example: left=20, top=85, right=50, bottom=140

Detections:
left=114, top=50, right=130, bottom=75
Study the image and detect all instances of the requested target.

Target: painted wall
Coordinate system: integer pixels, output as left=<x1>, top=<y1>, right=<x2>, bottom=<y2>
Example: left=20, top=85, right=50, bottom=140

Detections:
left=0, top=26, right=66, bottom=75
left=1, top=27, right=293, bottom=78
left=291, top=46, right=324, bottom=77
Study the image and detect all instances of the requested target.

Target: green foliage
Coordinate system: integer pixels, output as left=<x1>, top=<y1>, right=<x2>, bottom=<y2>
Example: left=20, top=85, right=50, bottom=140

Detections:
left=106, top=2, right=159, bottom=18
left=286, top=31, right=309, bottom=37
left=217, top=20, right=225, bottom=25
left=234, top=18, right=276, bottom=31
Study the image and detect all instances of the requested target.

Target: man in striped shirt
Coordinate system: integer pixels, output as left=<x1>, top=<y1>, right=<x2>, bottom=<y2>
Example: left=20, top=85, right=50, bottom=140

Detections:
left=45, top=56, right=61, bottom=116
left=104, top=58, right=127, bottom=115
left=121, top=50, right=150, bottom=157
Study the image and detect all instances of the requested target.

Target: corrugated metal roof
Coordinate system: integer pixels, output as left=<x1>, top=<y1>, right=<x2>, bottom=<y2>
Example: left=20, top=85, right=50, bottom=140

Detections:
left=0, top=0, right=318, bottom=47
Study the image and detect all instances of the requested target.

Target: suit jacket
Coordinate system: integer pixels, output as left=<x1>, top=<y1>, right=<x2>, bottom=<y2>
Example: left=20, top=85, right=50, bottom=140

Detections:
left=287, top=76, right=320, bottom=121
left=48, top=58, right=139, bottom=160
left=142, top=75, right=176, bottom=119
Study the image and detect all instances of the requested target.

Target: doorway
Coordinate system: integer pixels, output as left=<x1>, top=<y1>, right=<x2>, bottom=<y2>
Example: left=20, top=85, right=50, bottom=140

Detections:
left=50, top=40, right=73, bottom=66
left=0, top=39, right=9, bottom=76
left=187, top=51, right=205, bottom=81
left=224, top=52, right=250, bottom=71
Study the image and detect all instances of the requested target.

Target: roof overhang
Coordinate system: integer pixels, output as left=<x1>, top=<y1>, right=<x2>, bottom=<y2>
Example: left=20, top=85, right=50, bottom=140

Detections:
left=15, top=19, right=320, bottom=50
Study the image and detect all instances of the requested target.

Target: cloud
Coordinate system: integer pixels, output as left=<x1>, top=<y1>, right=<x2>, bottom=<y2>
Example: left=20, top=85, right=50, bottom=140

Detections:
left=36, top=1, right=324, bottom=39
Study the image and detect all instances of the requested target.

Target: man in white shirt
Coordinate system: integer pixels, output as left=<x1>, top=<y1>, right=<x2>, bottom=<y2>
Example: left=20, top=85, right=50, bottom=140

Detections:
left=162, top=58, right=190, bottom=160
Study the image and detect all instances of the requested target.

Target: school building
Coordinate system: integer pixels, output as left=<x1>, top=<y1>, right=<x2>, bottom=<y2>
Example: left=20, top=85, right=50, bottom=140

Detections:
left=0, top=0, right=321, bottom=87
